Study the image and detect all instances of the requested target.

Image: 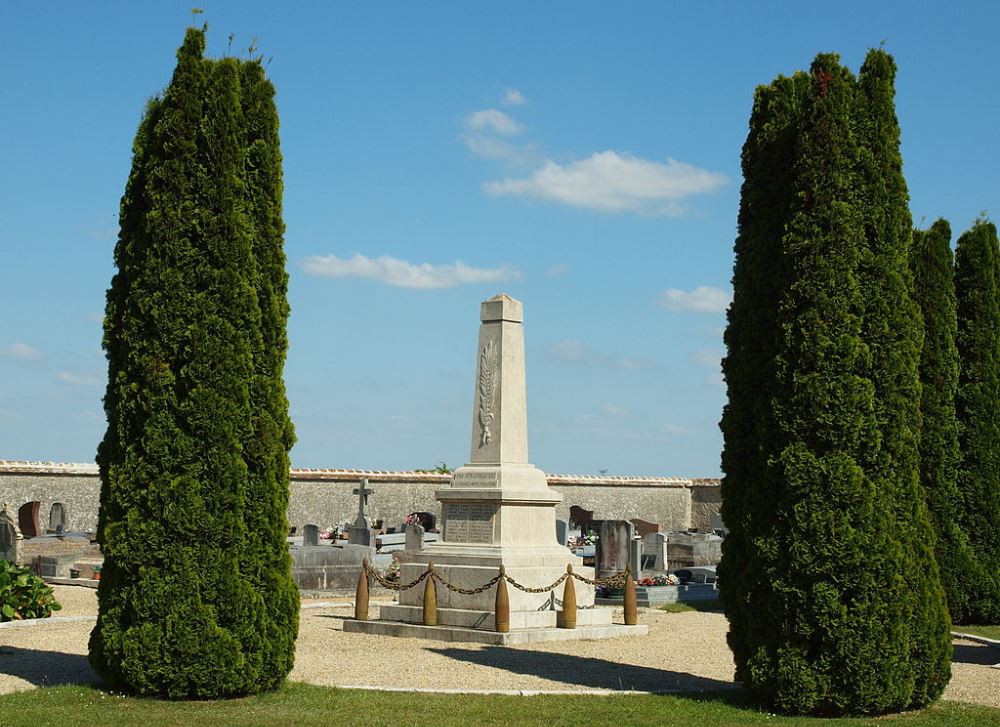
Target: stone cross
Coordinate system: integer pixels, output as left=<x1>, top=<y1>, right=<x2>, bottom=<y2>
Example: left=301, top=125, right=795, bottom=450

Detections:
left=352, top=478, right=373, bottom=529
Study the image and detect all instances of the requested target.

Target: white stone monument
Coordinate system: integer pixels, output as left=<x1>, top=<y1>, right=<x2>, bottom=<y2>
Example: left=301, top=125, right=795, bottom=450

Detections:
left=360, top=294, right=639, bottom=641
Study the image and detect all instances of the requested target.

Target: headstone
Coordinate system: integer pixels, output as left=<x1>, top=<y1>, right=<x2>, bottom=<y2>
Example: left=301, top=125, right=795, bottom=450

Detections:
left=569, top=505, right=595, bottom=531
left=18, top=501, right=41, bottom=538
left=348, top=478, right=375, bottom=546
left=49, top=502, right=66, bottom=534
left=642, top=532, right=668, bottom=573
left=413, top=511, right=436, bottom=531
left=555, top=518, right=569, bottom=546
left=1, top=503, right=23, bottom=564
left=630, top=518, right=660, bottom=537
left=348, top=523, right=372, bottom=547
left=629, top=536, right=641, bottom=579
left=405, top=523, right=424, bottom=551
left=596, top=520, right=635, bottom=579
left=303, top=524, right=320, bottom=547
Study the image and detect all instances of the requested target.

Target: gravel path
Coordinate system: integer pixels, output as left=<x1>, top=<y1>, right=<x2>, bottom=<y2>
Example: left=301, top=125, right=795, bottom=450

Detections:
left=1, top=586, right=996, bottom=708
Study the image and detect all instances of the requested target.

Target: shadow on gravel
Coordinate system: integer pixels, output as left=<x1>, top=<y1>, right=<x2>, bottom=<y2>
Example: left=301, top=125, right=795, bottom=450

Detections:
left=952, top=643, right=1000, bottom=666
left=428, top=646, right=737, bottom=693
left=0, top=645, right=101, bottom=689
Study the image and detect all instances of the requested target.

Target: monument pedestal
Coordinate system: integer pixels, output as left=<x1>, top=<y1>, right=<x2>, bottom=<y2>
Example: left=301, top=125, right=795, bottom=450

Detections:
left=346, top=294, right=644, bottom=643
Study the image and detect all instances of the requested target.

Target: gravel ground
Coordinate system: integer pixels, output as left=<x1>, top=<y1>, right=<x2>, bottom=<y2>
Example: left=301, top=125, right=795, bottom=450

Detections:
left=0, top=586, right=996, bottom=708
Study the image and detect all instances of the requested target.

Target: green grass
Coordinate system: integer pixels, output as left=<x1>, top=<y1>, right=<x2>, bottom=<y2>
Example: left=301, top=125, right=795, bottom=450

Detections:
left=954, top=624, right=1000, bottom=640
left=658, top=600, right=725, bottom=613
left=0, top=683, right=996, bottom=727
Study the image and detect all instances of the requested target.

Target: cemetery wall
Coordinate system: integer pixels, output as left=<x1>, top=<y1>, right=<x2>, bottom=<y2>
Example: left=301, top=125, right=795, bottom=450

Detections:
left=0, top=461, right=720, bottom=535
left=689, top=480, right=723, bottom=532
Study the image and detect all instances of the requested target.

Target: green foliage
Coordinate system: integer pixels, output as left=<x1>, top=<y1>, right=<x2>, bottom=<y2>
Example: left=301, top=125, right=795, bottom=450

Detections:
left=720, top=50, right=951, bottom=716
left=954, top=216, right=1000, bottom=623
left=910, top=220, right=988, bottom=625
left=90, top=27, right=298, bottom=698
left=0, top=560, right=62, bottom=621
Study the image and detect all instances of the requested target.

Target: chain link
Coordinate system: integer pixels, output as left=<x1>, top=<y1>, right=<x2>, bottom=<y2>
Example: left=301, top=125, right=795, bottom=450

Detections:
left=431, top=570, right=503, bottom=595
left=363, top=562, right=431, bottom=591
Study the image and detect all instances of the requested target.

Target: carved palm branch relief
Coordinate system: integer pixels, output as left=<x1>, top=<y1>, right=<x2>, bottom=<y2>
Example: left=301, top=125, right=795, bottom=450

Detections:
left=478, top=339, right=499, bottom=446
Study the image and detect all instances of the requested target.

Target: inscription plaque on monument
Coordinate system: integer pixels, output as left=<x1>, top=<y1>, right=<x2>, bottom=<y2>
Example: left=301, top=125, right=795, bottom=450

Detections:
left=444, top=503, right=496, bottom=543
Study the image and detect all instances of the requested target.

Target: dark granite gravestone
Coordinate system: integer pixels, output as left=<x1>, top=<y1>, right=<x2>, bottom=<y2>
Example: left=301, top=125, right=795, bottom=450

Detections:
left=49, top=502, right=66, bottom=534
left=413, top=511, right=436, bottom=531
left=595, top=520, right=635, bottom=579
left=18, top=501, right=41, bottom=538
left=303, top=524, right=320, bottom=547
left=630, top=518, right=660, bottom=537
left=569, top=505, right=595, bottom=532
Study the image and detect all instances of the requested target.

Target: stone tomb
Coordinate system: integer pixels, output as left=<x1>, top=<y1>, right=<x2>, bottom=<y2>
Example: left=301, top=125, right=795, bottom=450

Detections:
left=348, top=294, right=645, bottom=643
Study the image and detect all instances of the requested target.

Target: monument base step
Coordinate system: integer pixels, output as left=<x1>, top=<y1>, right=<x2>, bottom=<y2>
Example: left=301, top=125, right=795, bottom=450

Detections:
left=378, top=603, right=612, bottom=630
left=343, top=618, right=647, bottom=645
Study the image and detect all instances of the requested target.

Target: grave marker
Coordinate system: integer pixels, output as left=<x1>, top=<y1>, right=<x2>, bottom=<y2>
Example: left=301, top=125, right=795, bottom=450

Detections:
left=49, top=502, right=66, bottom=534
left=303, top=524, right=320, bottom=547
left=17, top=501, right=41, bottom=538
left=596, top=520, right=635, bottom=579
left=1, top=503, right=23, bottom=563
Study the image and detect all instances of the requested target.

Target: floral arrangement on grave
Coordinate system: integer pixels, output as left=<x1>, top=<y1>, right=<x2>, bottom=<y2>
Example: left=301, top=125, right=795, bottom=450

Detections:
left=638, top=574, right=680, bottom=587
left=403, top=513, right=420, bottom=527
left=320, top=526, right=341, bottom=541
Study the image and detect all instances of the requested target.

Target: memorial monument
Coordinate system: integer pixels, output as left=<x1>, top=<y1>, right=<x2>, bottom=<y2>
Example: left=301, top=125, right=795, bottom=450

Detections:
left=348, top=293, right=644, bottom=642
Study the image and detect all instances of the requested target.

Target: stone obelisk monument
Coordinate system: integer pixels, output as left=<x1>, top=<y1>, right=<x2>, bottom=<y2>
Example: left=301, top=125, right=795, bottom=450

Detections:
left=381, top=293, right=607, bottom=630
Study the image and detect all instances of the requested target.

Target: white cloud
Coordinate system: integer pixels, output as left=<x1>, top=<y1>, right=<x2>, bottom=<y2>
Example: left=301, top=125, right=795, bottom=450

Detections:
left=484, top=151, right=727, bottom=215
left=502, top=88, right=527, bottom=106
left=549, top=340, right=655, bottom=371
left=301, top=253, right=520, bottom=290
left=602, top=403, right=629, bottom=417
left=58, top=371, right=100, bottom=386
left=545, top=263, right=569, bottom=278
left=692, top=347, right=726, bottom=388
left=465, top=109, right=523, bottom=136
left=659, top=286, right=731, bottom=314
left=1, top=343, right=41, bottom=360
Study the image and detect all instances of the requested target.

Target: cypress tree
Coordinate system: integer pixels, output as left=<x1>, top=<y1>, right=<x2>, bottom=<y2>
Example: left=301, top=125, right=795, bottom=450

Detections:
left=854, top=51, right=951, bottom=704
left=720, top=52, right=951, bottom=715
left=90, top=27, right=298, bottom=697
left=954, top=217, right=1000, bottom=624
left=910, top=219, right=985, bottom=625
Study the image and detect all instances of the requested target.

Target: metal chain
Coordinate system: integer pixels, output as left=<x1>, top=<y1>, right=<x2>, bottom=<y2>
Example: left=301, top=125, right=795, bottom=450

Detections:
left=504, top=571, right=569, bottom=593
left=570, top=570, right=627, bottom=587
left=363, top=561, right=629, bottom=594
left=363, top=562, right=431, bottom=591
left=430, top=570, right=503, bottom=595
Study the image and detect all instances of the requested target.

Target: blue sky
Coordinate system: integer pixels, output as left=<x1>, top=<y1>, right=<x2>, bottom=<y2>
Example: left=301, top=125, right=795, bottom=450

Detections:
left=1, top=2, right=997, bottom=476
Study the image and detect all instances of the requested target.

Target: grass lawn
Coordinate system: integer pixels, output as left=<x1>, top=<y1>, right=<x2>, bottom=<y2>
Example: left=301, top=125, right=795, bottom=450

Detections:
left=954, top=624, right=1000, bottom=640
left=0, top=683, right=997, bottom=727
left=658, top=600, right=725, bottom=613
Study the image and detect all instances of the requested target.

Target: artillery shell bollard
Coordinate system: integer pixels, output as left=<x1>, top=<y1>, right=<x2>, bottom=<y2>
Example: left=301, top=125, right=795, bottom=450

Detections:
left=423, top=561, right=438, bottom=626
left=560, top=564, right=577, bottom=629
left=354, top=558, right=370, bottom=621
left=495, top=565, right=510, bottom=633
left=623, top=564, right=638, bottom=626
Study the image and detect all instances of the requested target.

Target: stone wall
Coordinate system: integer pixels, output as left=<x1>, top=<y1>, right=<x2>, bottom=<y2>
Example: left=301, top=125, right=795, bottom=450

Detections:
left=0, top=461, right=720, bottom=535
left=690, top=479, right=723, bottom=532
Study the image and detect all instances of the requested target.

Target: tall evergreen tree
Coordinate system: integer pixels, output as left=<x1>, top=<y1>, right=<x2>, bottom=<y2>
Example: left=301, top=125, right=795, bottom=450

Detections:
left=854, top=51, right=951, bottom=704
left=720, top=52, right=950, bottom=715
left=90, top=27, right=298, bottom=698
left=910, top=219, right=985, bottom=625
left=954, top=217, right=1000, bottom=623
